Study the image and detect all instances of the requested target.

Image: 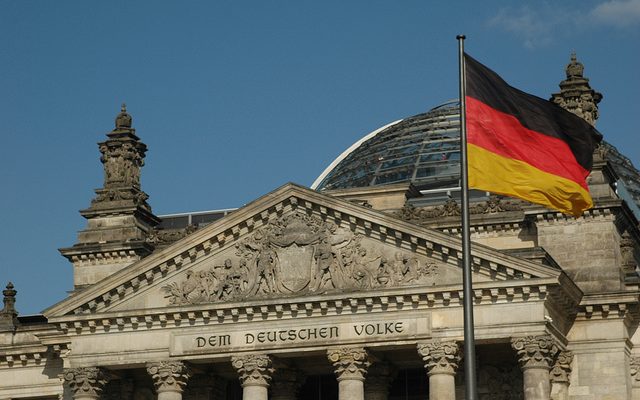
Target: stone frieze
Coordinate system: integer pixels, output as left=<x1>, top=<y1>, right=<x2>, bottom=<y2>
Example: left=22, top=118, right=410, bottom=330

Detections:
left=396, top=196, right=522, bottom=225
left=162, top=212, right=439, bottom=305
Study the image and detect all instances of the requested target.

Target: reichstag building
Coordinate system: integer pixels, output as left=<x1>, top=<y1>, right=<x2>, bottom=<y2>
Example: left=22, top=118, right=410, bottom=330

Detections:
left=1, top=54, right=639, bottom=400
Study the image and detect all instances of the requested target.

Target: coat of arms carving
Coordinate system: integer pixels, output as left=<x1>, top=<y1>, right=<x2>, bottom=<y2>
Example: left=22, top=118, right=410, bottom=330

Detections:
left=163, top=212, right=440, bottom=305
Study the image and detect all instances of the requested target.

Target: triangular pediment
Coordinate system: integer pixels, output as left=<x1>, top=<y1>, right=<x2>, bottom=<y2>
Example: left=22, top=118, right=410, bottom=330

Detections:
left=44, top=183, right=564, bottom=319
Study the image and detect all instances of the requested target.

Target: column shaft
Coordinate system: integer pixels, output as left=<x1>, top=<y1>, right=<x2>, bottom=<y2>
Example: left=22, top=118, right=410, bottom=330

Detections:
left=242, top=385, right=268, bottom=400
left=74, top=396, right=98, bottom=400
left=630, top=356, right=640, bottom=400
left=338, top=379, right=364, bottom=400
left=429, top=374, right=456, bottom=400
left=523, top=368, right=552, bottom=400
left=511, top=336, right=559, bottom=400
left=550, top=382, right=569, bottom=400
left=157, top=392, right=182, bottom=400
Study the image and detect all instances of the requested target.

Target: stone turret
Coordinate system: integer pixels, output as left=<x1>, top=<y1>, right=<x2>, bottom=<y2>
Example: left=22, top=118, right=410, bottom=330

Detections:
left=60, top=105, right=160, bottom=290
left=550, top=52, right=603, bottom=126
left=0, top=282, right=18, bottom=331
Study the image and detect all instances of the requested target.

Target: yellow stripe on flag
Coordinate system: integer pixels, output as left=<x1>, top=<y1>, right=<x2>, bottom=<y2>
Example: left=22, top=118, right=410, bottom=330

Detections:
left=468, top=144, right=593, bottom=217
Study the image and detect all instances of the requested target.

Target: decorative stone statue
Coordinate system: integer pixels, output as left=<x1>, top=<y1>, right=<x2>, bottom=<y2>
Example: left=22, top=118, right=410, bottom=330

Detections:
left=163, top=212, right=441, bottom=305
left=0, top=282, right=18, bottom=331
left=115, top=103, right=132, bottom=129
left=550, top=53, right=602, bottom=127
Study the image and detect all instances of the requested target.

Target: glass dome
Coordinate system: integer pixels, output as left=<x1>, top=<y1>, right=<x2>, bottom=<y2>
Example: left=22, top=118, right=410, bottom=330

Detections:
left=313, top=101, right=462, bottom=192
left=313, top=99, right=640, bottom=213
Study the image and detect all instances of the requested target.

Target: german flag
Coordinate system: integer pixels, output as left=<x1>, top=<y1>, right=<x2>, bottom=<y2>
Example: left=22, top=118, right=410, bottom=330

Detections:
left=464, top=54, right=602, bottom=217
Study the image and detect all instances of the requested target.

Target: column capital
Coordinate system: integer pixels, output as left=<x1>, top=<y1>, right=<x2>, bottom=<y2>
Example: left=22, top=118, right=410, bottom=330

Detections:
left=631, top=356, right=640, bottom=388
left=146, top=361, right=191, bottom=393
left=231, top=354, right=274, bottom=388
left=550, top=350, right=573, bottom=384
left=511, top=335, right=559, bottom=370
left=63, top=367, right=110, bottom=399
left=417, top=340, right=461, bottom=376
left=327, top=347, right=371, bottom=382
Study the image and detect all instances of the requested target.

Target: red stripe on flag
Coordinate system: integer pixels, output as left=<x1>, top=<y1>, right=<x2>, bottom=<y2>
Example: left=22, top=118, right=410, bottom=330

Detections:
left=466, top=96, right=590, bottom=190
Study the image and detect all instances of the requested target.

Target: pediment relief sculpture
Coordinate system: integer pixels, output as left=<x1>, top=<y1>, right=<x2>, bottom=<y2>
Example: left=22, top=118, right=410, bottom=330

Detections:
left=163, top=211, right=440, bottom=305
left=397, top=196, right=523, bottom=225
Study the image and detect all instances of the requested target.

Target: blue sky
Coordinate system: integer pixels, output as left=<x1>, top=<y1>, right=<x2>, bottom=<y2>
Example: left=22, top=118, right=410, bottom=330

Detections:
left=1, top=1, right=639, bottom=314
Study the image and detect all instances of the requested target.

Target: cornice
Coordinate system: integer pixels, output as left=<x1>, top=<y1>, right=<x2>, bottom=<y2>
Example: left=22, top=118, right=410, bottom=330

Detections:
left=46, top=278, right=563, bottom=337
left=0, top=322, right=70, bottom=368
left=0, top=342, right=69, bottom=369
left=576, top=292, right=640, bottom=321
left=45, top=184, right=564, bottom=319
left=530, top=203, right=619, bottom=224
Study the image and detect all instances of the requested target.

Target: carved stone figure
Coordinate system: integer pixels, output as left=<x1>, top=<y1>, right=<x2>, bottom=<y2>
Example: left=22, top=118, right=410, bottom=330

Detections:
left=146, top=224, right=199, bottom=247
left=0, top=282, right=18, bottom=331
left=469, top=196, right=523, bottom=214
left=163, top=212, right=442, bottom=305
left=396, top=199, right=460, bottom=223
left=115, top=103, right=132, bottom=129
left=550, top=53, right=602, bottom=127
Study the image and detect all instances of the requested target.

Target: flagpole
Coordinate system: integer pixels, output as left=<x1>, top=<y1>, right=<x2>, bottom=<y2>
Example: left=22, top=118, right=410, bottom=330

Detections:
left=457, top=34, right=478, bottom=400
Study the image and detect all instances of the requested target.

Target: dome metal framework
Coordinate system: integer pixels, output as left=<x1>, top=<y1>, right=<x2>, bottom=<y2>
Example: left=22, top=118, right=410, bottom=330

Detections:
left=313, top=101, right=462, bottom=192
left=313, top=101, right=640, bottom=213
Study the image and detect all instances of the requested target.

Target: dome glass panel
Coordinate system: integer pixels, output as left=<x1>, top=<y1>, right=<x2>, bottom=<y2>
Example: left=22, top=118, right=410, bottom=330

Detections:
left=315, top=101, right=462, bottom=191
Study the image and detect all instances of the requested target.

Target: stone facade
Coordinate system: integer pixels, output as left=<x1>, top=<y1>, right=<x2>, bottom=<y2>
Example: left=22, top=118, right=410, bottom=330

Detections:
left=1, top=55, right=639, bottom=400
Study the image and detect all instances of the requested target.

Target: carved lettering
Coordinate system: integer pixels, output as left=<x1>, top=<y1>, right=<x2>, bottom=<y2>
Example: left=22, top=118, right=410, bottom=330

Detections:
left=195, top=335, right=231, bottom=348
left=353, top=322, right=404, bottom=336
left=172, top=316, right=428, bottom=356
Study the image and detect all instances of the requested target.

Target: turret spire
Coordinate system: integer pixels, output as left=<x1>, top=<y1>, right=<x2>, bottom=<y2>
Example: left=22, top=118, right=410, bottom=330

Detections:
left=115, top=103, right=132, bottom=129
left=550, top=52, right=602, bottom=126
left=0, top=282, right=18, bottom=331
left=60, top=104, right=160, bottom=290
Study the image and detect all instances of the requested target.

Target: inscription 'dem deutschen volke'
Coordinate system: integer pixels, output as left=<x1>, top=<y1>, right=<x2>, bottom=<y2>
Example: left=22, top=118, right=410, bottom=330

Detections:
left=170, top=315, right=430, bottom=356
left=196, top=321, right=405, bottom=349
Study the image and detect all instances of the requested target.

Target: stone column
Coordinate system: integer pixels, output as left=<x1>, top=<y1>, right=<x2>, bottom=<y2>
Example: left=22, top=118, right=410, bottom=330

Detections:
left=146, top=361, right=192, bottom=400
left=327, top=347, right=371, bottom=400
left=417, top=340, right=461, bottom=400
left=630, top=356, right=640, bottom=400
left=549, top=351, right=573, bottom=400
left=231, top=354, right=274, bottom=400
left=271, top=365, right=304, bottom=400
left=364, top=362, right=395, bottom=400
left=63, top=367, right=110, bottom=400
left=511, top=335, right=559, bottom=400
